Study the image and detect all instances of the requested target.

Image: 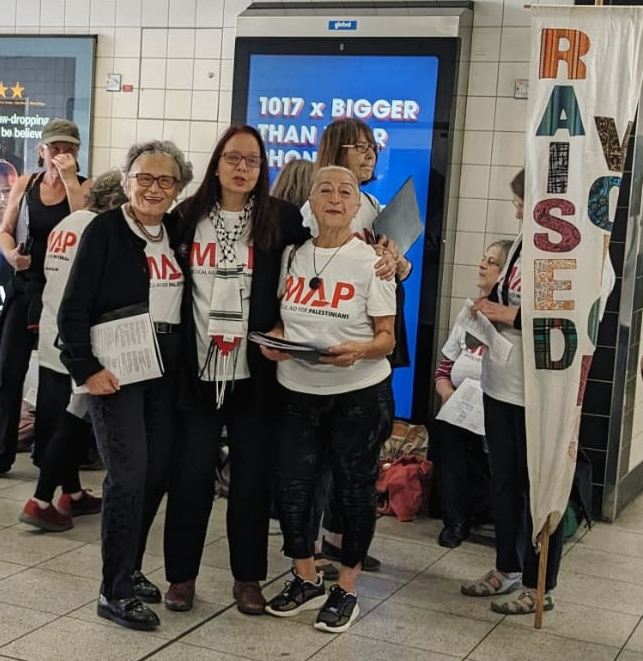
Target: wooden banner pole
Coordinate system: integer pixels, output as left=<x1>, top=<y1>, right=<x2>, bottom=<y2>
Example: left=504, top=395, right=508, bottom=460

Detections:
left=534, top=517, right=550, bottom=629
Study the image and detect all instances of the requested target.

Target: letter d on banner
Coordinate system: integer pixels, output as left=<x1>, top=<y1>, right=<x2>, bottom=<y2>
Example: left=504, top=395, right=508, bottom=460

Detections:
left=533, top=318, right=577, bottom=370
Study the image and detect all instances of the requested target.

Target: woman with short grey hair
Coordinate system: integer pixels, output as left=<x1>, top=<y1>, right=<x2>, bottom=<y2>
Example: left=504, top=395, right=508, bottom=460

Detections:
left=58, top=140, right=193, bottom=631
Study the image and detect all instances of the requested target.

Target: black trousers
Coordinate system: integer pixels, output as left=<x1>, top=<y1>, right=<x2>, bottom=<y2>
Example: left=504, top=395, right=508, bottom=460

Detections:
left=164, top=378, right=274, bottom=583
left=483, top=394, right=565, bottom=591
left=434, top=420, right=491, bottom=528
left=0, top=292, right=37, bottom=471
left=89, top=333, right=180, bottom=601
left=33, top=366, right=91, bottom=471
left=276, top=379, right=393, bottom=568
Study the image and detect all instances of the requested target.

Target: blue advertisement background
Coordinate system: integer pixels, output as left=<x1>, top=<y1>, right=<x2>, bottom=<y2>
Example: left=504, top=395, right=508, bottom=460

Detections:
left=247, top=54, right=439, bottom=418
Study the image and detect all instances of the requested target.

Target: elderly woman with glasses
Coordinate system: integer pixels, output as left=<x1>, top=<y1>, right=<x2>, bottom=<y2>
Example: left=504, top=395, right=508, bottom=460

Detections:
left=263, top=165, right=396, bottom=633
left=58, top=140, right=193, bottom=631
left=163, top=125, right=309, bottom=615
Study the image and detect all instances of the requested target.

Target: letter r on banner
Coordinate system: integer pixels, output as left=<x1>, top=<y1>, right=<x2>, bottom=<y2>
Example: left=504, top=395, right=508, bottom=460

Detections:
left=539, top=29, right=590, bottom=79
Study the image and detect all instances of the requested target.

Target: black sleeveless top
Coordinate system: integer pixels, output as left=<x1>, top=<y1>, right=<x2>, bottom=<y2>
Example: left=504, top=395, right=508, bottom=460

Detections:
left=24, top=172, right=87, bottom=282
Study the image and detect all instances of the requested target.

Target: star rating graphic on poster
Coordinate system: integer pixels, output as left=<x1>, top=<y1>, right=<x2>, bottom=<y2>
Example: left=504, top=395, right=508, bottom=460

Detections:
left=0, top=82, right=25, bottom=99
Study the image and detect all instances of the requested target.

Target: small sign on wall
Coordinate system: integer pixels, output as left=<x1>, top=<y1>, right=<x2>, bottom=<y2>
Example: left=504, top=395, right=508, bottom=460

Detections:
left=106, top=73, right=121, bottom=92
left=514, top=78, right=529, bottom=100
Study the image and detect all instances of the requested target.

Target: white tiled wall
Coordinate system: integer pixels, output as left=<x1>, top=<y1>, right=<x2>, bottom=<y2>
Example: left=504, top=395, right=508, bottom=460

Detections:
left=2, top=0, right=573, bottom=331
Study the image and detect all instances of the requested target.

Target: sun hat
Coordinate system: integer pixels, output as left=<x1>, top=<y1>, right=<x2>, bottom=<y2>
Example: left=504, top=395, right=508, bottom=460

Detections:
left=41, top=118, right=81, bottom=145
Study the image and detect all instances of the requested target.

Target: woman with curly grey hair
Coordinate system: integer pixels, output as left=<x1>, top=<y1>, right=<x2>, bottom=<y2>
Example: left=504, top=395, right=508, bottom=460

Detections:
left=57, top=140, right=193, bottom=631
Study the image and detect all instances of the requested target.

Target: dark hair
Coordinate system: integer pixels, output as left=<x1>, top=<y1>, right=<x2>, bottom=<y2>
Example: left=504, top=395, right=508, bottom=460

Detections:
left=315, top=119, right=378, bottom=183
left=271, top=159, right=313, bottom=208
left=85, top=169, right=128, bottom=213
left=511, top=169, right=525, bottom=201
left=178, top=125, right=277, bottom=251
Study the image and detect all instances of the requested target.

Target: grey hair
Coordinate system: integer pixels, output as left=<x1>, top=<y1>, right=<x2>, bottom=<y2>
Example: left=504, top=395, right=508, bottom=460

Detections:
left=85, top=169, right=128, bottom=213
left=310, top=165, right=360, bottom=194
left=122, top=139, right=194, bottom=191
left=486, top=239, right=514, bottom=269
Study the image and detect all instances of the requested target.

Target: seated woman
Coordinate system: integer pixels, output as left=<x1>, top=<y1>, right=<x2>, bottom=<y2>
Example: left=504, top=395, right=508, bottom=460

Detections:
left=434, top=240, right=512, bottom=548
left=262, top=165, right=396, bottom=633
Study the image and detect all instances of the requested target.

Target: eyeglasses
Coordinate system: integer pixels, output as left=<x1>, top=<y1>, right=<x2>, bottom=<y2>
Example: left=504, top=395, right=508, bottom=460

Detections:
left=221, top=151, right=262, bottom=168
left=341, top=142, right=379, bottom=154
left=128, top=173, right=179, bottom=189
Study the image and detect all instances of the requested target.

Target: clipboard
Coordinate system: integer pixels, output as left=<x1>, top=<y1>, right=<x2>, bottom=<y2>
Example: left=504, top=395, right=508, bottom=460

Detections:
left=372, top=176, right=423, bottom=256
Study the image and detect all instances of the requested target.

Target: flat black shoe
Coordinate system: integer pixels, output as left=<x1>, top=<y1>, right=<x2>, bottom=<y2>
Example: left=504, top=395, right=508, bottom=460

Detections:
left=321, top=538, right=381, bottom=572
left=438, top=524, right=469, bottom=548
left=132, top=570, right=162, bottom=604
left=97, top=595, right=160, bottom=631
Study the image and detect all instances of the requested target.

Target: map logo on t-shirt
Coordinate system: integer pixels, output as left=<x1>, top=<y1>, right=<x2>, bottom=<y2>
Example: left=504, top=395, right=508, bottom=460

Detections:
left=284, top=275, right=355, bottom=309
left=190, top=242, right=254, bottom=274
left=47, top=229, right=78, bottom=257
left=147, top=254, right=182, bottom=281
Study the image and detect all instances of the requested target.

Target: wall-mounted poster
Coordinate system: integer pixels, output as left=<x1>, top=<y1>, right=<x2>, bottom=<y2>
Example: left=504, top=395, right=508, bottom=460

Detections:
left=0, top=36, right=95, bottom=176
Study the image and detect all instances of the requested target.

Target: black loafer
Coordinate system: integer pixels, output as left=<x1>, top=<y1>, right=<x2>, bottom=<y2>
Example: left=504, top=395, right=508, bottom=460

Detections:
left=438, top=524, right=469, bottom=548
left=97, top=594, right=160, bottom=630
left=321, top=538, right=381, bottom=572
left=132, top=570, right=162, bottom=603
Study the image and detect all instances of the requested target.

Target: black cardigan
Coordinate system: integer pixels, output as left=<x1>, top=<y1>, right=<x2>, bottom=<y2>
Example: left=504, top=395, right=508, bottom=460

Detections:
left=58, top=207, right=163, bottom=385
left=169, top=196, right=309, bottom=411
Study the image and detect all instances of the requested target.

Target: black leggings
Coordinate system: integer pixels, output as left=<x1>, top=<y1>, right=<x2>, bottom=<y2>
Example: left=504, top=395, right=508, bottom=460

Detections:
left=275, top=378, right=393, bottom=568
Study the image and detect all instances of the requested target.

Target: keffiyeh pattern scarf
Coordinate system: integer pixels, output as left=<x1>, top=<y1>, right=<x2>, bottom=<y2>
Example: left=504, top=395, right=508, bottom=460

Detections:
left=205, top=198, right=253, bottom=407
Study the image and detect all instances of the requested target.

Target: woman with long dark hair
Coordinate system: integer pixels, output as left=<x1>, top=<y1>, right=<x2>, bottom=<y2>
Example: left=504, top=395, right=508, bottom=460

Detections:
left=164, top=125, right=309, bottom=614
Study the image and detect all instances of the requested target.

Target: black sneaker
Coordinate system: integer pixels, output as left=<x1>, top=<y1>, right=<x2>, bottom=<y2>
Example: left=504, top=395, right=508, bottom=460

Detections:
left=97, top=594, right=160, bottom=631
left=265, top=571, right=326, bottom=617
left=321, top=538, right=381, bottom=572
left=314, top=584, right=359, bottom=633
left=132, top=570, right=162, bottom=604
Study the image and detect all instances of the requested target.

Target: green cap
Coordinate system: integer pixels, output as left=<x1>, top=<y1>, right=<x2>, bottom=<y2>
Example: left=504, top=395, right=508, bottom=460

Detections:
left=41, top=118, right=80, bottom=145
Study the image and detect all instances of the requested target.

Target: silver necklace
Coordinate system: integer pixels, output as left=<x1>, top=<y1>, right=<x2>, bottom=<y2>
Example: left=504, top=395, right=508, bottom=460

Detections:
left=310, top=235, right=352, bottom=290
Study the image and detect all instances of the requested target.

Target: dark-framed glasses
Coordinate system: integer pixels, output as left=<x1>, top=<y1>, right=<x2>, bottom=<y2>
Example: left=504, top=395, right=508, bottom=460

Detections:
left=341, top=142, right=379, bottom=154
left=222, top=151, right=262, bottom=168
left=128, top=173, right=179, bottom=189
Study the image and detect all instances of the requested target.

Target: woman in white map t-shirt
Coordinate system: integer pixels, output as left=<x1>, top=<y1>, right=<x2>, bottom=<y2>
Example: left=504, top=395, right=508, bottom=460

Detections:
left=262, top=166, right=396, bottom=633
left=433, top=240, right=511, bottom=550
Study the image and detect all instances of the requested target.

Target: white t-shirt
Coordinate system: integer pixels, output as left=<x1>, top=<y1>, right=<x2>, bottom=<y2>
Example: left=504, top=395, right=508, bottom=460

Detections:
left=190, top=210, right=253, bottom=381
left=441, top=323, right=484, bottom=388
left=123, top=209, right=184, bottom=325
left=301, top=191, right=380, bottom=244
left=480, top=234, right=524, bottom=406
left=276, top=237, right=395, bottom=395
left=40, top=209, right=96, bottom=373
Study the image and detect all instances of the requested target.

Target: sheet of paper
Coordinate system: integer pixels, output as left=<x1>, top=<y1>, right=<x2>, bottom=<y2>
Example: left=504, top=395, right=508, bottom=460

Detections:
left=73, top=312, right=164, bottom=393
left=435, top=378, right=485, bottom=436
left=372, top=176, right=423, bottom=256
left=248, top=331, right=332, bottom=363
left=455, top=299, right=513, bottom=363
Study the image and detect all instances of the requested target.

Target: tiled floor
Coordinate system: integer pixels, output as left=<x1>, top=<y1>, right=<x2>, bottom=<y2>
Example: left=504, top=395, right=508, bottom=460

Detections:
left=1, top=453, right=642, bottom=661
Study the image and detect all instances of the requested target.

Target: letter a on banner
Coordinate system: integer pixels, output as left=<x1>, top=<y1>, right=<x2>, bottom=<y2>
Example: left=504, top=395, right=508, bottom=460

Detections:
left=522, top=4, right=643, bottom=629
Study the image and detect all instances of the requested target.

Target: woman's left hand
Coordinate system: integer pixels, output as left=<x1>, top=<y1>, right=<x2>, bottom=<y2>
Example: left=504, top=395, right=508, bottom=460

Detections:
left=260, top=345, right=291, bottom=362
left=319, top=342, right=364, bottom=367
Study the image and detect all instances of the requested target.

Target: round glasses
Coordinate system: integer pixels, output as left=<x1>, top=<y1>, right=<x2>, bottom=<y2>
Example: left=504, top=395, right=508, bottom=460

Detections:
left=128, top=173, right=179, bottom=189
left=222, top=151, right=262, bottom=168
left=341, top=142, right=379, bottom=154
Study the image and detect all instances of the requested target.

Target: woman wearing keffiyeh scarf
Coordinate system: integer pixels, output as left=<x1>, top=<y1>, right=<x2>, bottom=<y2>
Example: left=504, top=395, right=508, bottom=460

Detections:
left=165, top=126, right=309, bottom=615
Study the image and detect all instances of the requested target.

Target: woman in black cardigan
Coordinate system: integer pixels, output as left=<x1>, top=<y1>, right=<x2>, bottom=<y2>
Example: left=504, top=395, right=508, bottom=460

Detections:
left=164, top=125, right=308, bottom=615
left=58, top=140, right=193, bottom=631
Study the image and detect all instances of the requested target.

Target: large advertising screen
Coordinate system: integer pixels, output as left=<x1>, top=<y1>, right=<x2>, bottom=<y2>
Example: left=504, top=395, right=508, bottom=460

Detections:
left=242, top=52, right=439, bottom=419
left=0, top=36, right=95, bottom=176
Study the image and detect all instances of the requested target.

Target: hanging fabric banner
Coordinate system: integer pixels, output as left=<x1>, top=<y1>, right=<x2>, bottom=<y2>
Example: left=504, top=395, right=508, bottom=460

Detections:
left=522, top=6, right=643, bottom=544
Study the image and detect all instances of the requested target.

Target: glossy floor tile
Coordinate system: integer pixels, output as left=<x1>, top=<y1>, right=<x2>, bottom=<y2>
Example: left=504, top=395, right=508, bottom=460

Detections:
left=0, top=452, right=642, bottom=661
